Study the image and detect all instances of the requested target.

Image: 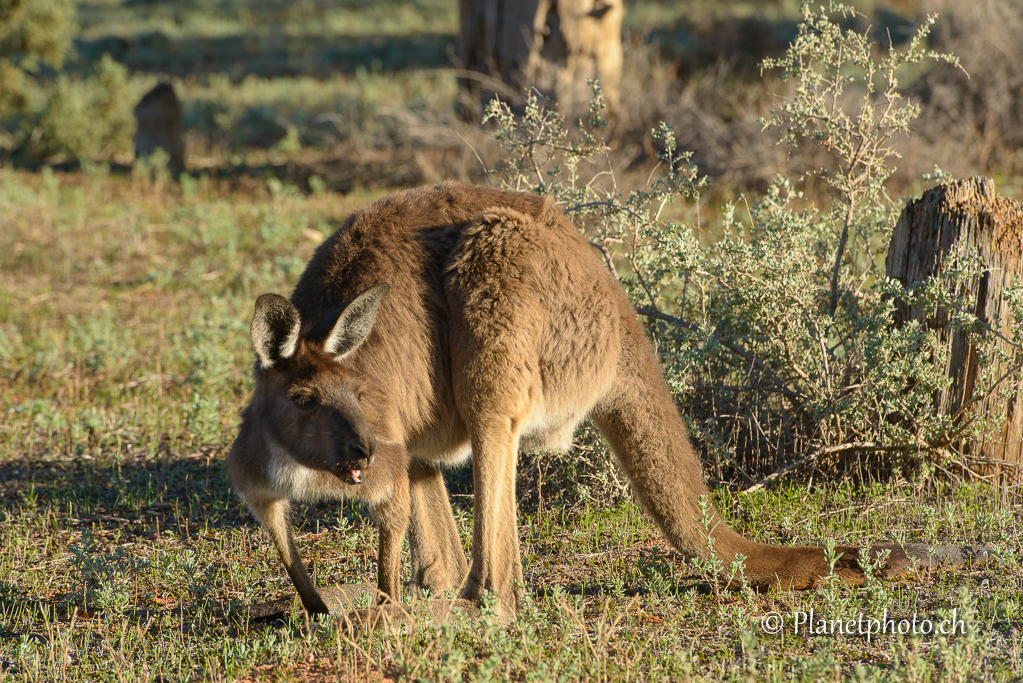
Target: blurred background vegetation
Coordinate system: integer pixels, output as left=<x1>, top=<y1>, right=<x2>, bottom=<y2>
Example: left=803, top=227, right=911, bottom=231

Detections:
left=2, top=0, right=1021, bottom=196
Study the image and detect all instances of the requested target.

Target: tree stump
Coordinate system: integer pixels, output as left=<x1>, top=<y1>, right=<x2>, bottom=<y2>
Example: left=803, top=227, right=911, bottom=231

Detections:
left=457, top=0, right=623, bottom=120
left=134, top=82, right=185, bottom=179
left=885, top=176, right=1023, bottom=483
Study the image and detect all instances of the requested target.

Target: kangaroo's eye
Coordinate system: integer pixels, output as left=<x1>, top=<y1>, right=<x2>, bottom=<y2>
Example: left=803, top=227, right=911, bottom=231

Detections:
left=293, top=395, right=315, bottom=409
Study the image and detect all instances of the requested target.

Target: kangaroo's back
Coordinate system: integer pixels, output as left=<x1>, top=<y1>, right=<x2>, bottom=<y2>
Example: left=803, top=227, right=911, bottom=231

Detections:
left=291, top=182, right=553, bottom=326
left=288, top=183, right=563, bottom=447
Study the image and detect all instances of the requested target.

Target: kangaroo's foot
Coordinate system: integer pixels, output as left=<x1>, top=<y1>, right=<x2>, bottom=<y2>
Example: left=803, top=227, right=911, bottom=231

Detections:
left=339, top=597, right=482, bottom=633
left=739, top=543, right=992, bottom=591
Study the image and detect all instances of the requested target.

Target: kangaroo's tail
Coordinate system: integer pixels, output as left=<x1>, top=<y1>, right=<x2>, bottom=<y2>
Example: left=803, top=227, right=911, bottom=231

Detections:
left=590, top=308, right=988, bottom=590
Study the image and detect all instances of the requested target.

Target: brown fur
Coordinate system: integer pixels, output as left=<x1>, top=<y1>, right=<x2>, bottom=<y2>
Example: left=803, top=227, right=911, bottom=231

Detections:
left=230, top=182, right=985, bottom=617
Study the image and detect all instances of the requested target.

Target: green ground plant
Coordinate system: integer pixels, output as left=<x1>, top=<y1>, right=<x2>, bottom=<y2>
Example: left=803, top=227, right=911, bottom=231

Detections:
left=0, top=2, right=1020, bottom=682
left=34, top=54, right=136, bottom=163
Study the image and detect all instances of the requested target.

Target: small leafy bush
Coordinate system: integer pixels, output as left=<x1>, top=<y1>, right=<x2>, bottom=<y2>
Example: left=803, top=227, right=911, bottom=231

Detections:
left=0, top=0, right=77, bottom=119
left=485, top=1, right=1019, bottom=493
left=231, top=105, right=290, bottom=149
left=1, top=2, right=139, bottom=162
left=34, top=54, right=136, bottom=162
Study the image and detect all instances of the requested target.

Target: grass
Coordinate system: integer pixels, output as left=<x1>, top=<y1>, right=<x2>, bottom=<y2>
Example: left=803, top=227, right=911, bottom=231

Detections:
left=1, top=166, right=1020, bottom=682
left=1, top=0, right=1021, bottom=680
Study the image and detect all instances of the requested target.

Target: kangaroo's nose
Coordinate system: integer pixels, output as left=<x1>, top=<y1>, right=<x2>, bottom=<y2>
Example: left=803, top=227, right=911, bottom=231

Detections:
left=348, top=437, right=376, bottom=460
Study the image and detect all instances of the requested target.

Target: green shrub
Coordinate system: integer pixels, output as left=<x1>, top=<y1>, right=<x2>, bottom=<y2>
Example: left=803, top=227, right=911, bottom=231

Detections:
left=1, top=2, right=138, bottom=162
left=34, top=54, right=136, bottom=162
left=0, top=0, right=77, bottom=119
left=484, top=2, right=1018, bottom=488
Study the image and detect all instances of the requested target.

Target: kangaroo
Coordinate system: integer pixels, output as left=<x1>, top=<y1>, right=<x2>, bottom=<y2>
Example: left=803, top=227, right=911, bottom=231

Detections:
left=230, top=182, right=985, bottom=618
left=226, top=288, right=411, bottom=614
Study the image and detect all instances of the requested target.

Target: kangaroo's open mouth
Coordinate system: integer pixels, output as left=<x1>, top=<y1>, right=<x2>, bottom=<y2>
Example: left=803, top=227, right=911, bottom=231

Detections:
left=336, top=456, right=369, bottom=484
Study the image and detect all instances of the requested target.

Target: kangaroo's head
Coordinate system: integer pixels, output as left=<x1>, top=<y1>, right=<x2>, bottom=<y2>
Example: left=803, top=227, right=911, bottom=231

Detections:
left=245, top=283, right=389, bottom=485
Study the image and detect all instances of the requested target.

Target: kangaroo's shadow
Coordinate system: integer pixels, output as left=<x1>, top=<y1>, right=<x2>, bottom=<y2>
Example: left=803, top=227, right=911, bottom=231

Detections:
left=232, top=582, right=482, bottom=632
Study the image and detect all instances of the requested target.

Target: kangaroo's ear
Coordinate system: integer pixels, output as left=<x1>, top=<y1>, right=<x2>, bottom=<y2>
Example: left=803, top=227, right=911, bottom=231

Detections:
left=251, top=294, right=301, bottom=369
left=324, top=282, right=390, bottom=360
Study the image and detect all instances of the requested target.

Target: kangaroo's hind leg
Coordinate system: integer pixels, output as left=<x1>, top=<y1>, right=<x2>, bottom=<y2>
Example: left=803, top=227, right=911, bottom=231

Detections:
left=445, top=207, right=556, bottom=617
left=407, top=459, right=468, bottom=594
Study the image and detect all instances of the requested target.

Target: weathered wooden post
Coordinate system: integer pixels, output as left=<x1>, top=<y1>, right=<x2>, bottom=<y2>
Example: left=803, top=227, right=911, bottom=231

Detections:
left=134, top=82, right=185, bottom=179
left=457, top=0, right=623, bottom=120
left=886, top=176, right=1023, bottom=483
